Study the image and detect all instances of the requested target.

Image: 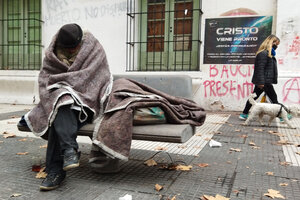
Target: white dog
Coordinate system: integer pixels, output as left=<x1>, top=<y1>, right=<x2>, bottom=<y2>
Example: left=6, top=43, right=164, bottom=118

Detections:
left=244, top=94, right=300, bottom=128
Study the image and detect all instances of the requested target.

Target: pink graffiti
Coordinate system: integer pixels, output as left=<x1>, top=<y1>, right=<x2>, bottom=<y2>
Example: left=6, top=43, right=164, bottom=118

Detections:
left=209, top=65, right=254, bottom=78
left=203, top=80, right=253, bottom=100
left=282, top=77, right=300, bottom=104
left=288, top=36, right=300, bottom=56
left=203, top=65, right=254, bottom=100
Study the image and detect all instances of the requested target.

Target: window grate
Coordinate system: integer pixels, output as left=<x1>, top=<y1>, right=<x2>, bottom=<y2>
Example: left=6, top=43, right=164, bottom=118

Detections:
left=126, top=0, right=202, bottom=71
left=0, top=0, right=43, bottom=70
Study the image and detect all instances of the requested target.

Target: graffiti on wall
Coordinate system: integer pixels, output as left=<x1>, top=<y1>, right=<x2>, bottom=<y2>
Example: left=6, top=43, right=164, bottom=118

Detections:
left=282, top=77, right=300, bottom=104
left=288, top=36, right=300, bottom=57
left=44, top=0, right=127, bottom=26
left=202, top=65, right=254, bottom=100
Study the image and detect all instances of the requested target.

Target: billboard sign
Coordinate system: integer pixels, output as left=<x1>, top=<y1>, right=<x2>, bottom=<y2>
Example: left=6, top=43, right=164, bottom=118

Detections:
left=204, top=16, right=273, bottom=64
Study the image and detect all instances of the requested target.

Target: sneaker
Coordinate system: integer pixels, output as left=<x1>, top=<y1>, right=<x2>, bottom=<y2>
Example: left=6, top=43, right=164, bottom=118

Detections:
left=279, top=114, right=292, bottom=122
left=239, top=113, right=248, bottom=120
left=63, top=148, right=80, bottom=171
left=40, top=171, right=66, bottom=191
left=279, top=117, right=284, bottom=122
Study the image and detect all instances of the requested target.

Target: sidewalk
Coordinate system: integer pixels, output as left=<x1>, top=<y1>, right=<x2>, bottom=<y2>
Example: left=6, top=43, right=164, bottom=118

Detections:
left=1, top=104, right=300, bottom=200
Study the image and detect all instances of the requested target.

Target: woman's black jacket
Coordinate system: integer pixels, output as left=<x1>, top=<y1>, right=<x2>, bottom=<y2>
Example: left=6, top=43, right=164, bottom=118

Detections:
left=251, top=50, right=278, bottom=85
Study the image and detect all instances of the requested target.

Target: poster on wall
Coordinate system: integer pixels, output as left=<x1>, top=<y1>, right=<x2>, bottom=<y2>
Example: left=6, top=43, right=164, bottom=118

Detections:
left=204, top=16, right=273, bottom=64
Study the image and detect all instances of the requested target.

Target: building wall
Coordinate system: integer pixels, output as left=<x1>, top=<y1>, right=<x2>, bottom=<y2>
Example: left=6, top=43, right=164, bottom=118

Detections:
left=0, top=0, right=299, bottom=110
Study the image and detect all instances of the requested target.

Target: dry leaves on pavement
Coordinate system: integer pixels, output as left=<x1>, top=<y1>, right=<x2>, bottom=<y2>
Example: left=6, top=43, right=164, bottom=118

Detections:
left=2, top=131, right=16, bottom=138
left=229, top=148, right=242, bottom=152
left=265, top=171, right=274, bottom=176
left=263, top=189, right=285, bottom=199
left=201, top=194, right=230, bottom=200
left=155, top=183, right=163, bottom=191
left=279, top=183, right=288, bottom=187
left=175, top=165, right=192, bottom=171
left=39, top=144, right=47, bottom=149
left=35, top=167, right=47, bottom=179
left=280, top=162, right=290, bottom=166
left=197, top=163, right=210, bottom=168
left=269, top=131, right=284, bottom=137
left=16, top=152, right=28, bottom=155
left=277, top=140, right=293, bottom=145
left=10, top=193, right=22, bottom=197
left=154, top=146, right=167, bottom=151
left=144, top=159, right=157, bottom=167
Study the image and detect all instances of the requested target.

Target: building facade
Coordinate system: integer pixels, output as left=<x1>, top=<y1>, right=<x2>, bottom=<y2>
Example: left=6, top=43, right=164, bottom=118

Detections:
left=0, top=0, right=299, bottom=110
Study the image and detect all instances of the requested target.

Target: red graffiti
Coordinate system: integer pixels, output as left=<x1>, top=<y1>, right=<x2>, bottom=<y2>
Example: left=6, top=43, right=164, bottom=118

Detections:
left=203, top=65, right=254, bottom=100
left=203, top=80, right=253, bottom=100
left=209, top=65, right=254, bottom=78
left=288, top=36, right=300, bottom=56
left=282, top=77, right=300, bottom=104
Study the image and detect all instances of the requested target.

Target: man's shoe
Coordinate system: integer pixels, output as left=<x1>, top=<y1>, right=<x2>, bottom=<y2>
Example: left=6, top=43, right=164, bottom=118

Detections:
left=239, top=113, right=248, bottom=120
left=89, top=158, right=120, bottom=174
left=39, top=171, right=66, bottom=191
left=63, top=148, right=80, bottom=171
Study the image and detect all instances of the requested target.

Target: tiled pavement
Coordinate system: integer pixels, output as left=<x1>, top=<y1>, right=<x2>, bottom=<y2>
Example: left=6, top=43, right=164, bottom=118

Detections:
left=1, top=104, right=300, bottom=200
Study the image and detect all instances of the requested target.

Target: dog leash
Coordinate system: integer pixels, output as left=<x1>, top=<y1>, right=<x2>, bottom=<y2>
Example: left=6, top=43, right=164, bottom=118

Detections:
left=276, top=103, right=290, bottom=117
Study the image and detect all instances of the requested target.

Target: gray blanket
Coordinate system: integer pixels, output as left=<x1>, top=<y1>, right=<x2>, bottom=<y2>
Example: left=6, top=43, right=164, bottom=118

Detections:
left=25, top=31, right=112, bottom=136
left=93, top=78, right=206, bottom=160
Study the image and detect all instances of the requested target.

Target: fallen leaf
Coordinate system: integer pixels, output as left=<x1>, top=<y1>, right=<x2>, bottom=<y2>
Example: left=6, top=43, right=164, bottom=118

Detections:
left=280, top=162, right=290, bottom=166
left=265, top=171, right=274, bottom=176
left=228, top=124, right=233, bottom=127
left=175, top=165, right=192, bottom=171
left=249, top=141, right=256, bottom=146
left=0, top=140, right=3, bottom=143
left=263, top=189, right=285, bottom=199
left=294, top=134, right=300, bottom=137
left=268, top=131, right=284, bottom=137
left=16, top=152, right=28, bottom=155
left=277, top=140, right=293, bottom=145
left=279, top=183, right=288, bottom=187
left=32, top=165, right=42, bottom=172
left=239, top=135, right=248, bottom=138
left=235, top=129, right=241, bottom=132
left=155, top=183, right=163, bottom=191
left=251, top=146, right=261, bottom=149
left=202, top=194, right=230, bottom=200
left=229, top=148, right=241, bottom=152
left=296, top=152, right=300, bottom=155
left=226, top=161, right=232, bottom=164
left=204, top=138, right=211, bottom=141
left=10, top=193, right=22, bottom=197
left=178, top=145, right=187, bottom=149
left=195, top=133, right=202, bottom=136
left=3, top=133, right=16, bottom=138
left=18, top=138, right=28, bottom=142
left=155, top=146, right=167, bottom=151
left=144, top=159, right=157, bottom=166
left=197, top=163, right=210, bottom=168
left=39, top=144, right=47, bottom=148
left=35, top=167, right=47, bottom=179
left=170, top=196, right=176, bottom=200
left=7, top=121, right=16, bottom=124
